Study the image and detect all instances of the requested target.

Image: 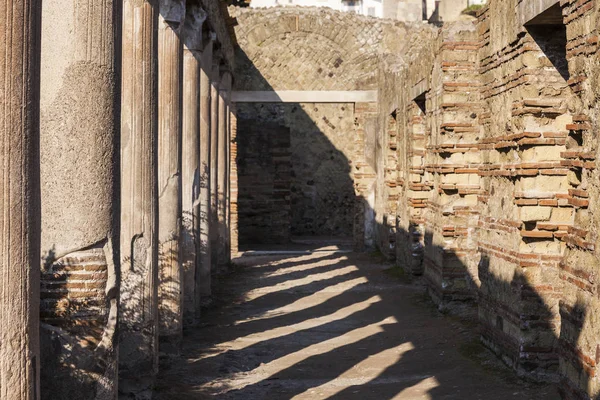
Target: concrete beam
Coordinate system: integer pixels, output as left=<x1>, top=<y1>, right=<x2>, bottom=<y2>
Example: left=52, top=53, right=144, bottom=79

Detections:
left=410, top=79, right=429, bottom=102
left=231, top=90, right=378, bottom=103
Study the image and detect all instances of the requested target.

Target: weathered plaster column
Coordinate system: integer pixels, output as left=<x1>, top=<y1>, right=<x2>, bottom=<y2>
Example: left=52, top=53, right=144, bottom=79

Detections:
left=39, top=0, right=121, bottom=397
left=197, top=34, right=216, bottom=305
left=218, top=72, right=232, bottom=271
left=181, top=4, right=207, bottom=326
left=119, top=0, right=159, bottom=395
left=210, top=63, right=221, bottom=273
left=0, top=1, right=41, bottom=398
left=158, top=0, right=185, bottom=348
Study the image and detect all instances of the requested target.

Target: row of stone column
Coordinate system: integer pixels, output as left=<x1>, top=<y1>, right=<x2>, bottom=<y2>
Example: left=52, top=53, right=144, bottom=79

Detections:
left=0, top=0, right=234, bottom=398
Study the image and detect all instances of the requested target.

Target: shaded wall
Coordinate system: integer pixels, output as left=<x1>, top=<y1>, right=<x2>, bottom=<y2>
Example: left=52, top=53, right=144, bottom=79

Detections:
left=237, top=103, right=356, bottom=239
left=237, top=119, right=291, bottom=244
left=374, top=1, right=600, bottom=398
left=231, top=5, right=431, bottom=244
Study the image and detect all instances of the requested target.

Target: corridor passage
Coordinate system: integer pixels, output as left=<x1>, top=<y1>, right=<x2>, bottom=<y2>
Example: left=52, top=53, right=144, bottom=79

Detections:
left=155, top=246, right=559, bottom=399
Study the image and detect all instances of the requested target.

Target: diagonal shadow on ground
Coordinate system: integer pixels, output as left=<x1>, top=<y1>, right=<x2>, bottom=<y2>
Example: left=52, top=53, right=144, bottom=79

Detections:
left=154, top=248, right=560, bottom=400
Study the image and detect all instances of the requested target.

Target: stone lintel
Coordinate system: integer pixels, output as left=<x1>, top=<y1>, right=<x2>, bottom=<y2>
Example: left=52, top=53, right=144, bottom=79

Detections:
left=231, top=90, right=378, bottom=103
left=410, top=79, right=429, bottom=102
left=518, top=0, right=561, bottom=26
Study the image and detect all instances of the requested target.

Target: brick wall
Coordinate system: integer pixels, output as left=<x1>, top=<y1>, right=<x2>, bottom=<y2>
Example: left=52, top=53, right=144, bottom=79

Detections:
left=380, top=1, right=600, bottom=397
left=237, top=119, right=292, bottom=244
left=41, top=247, right=109, bottom=340
left=232, top=6, right=432, bottom=244
left=232, top=4, right=600, bottom=395
left=230, top=105, right=239, bottom=254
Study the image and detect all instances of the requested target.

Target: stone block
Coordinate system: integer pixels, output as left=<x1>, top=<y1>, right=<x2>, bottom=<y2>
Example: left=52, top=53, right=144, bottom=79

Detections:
left=520, top=206, right=552, bottom=222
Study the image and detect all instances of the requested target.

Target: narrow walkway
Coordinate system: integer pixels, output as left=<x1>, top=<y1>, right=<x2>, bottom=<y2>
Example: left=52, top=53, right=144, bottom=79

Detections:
left=155, top=249, right=558, bottom=399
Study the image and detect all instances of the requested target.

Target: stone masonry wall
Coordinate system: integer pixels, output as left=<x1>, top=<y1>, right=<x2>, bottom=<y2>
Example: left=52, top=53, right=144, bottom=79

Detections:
left=232, top=3, right=600, bottom=397
left=232, top=6, right=433, bottom=243
left=378, top=1, right=600, bottom=398
left=237, top=103, right=356, bottom=239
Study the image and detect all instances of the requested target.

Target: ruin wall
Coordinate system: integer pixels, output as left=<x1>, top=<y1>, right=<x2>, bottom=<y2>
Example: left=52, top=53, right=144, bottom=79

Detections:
left=383, top=1, right=600, bottom=397
left=231, top=6, right=430, bottom=241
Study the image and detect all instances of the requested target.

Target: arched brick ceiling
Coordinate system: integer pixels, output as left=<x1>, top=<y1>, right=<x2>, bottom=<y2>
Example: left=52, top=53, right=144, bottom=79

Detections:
left=231, top=6, right=424, bottom=91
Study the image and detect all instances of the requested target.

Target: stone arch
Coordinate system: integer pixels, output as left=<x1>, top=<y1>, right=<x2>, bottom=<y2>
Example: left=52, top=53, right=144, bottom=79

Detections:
left=231, top=6, right=411, bottom=91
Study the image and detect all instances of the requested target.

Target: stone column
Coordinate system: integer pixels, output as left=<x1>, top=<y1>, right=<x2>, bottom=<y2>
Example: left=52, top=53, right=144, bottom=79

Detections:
left=197, top=35, right=216, bottom=305
left=181, top=4, right=207, bottom=326
left=119, top=0, right=159, bottom=395
left=158, top=0, right=185, bottom=348
left=39, top=0, right=121, bottom=397
left=218, top=72, right=232, bottom=271
left=0, top=1, right=41, bottom=398
left=210, top=63, right=220, bottom=273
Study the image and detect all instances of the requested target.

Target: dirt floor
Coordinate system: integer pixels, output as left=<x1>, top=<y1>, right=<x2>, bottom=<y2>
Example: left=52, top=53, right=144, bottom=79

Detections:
left=154, top=247, right=559, bottom=399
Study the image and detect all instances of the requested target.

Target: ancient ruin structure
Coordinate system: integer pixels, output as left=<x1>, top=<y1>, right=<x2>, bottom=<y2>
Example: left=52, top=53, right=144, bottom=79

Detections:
left=1, top=0, right=235, bottom=398
left=1, top=0, right=600, bottom=399
left=232, top=1, right=600, bottom=399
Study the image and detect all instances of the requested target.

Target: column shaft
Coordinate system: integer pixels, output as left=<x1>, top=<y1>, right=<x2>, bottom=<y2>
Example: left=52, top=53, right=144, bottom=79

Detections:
left=158, top=4, right=184, bottom=346
left=198, top=43, right=214, bottom=304
left=181, top=47, right=200, bottom=325
left=0, top=1, right=41, bottom=398
left=120, top=0, right=159, bottom=395
left=210, top=78, right=220, bottom=273
left=181, top=2, right=206, bottom=326
left=39, top=0, right=121, bottom=397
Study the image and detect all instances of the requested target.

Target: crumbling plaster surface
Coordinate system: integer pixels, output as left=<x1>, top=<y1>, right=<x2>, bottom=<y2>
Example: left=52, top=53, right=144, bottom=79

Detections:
left=39, top=0, right=121, bottom=398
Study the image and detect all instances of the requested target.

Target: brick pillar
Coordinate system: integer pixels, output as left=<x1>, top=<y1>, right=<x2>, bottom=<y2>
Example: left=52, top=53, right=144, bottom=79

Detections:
left=181, top=4, right=207, bottom=326
left=119, top=0, right=159, bottom=395
left=477, top=16, right=565, bottom=380
left=352, top=103, right=378, bottom=251
left=0, top=1, right=41, bottom=398
left=218, top=72, right=232, bottom=271
left=229, top=104, right=239, bottom=255
left=210, top=68, right=220, bottom=273
left=225, top=103, right=231, bottom=258
left=198, top=34, right=216, bottom=305
left=39, top=0, right=121, bottom=397
left=158, top=0, right=185, bottom=349
left=405, top=101, right=430, bottom=275
left=423, top=27, right=481, bottom=307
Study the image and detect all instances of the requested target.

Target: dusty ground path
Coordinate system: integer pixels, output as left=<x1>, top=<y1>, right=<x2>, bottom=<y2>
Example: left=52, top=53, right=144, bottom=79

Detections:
left=154, top=249, right=559, bottom=399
